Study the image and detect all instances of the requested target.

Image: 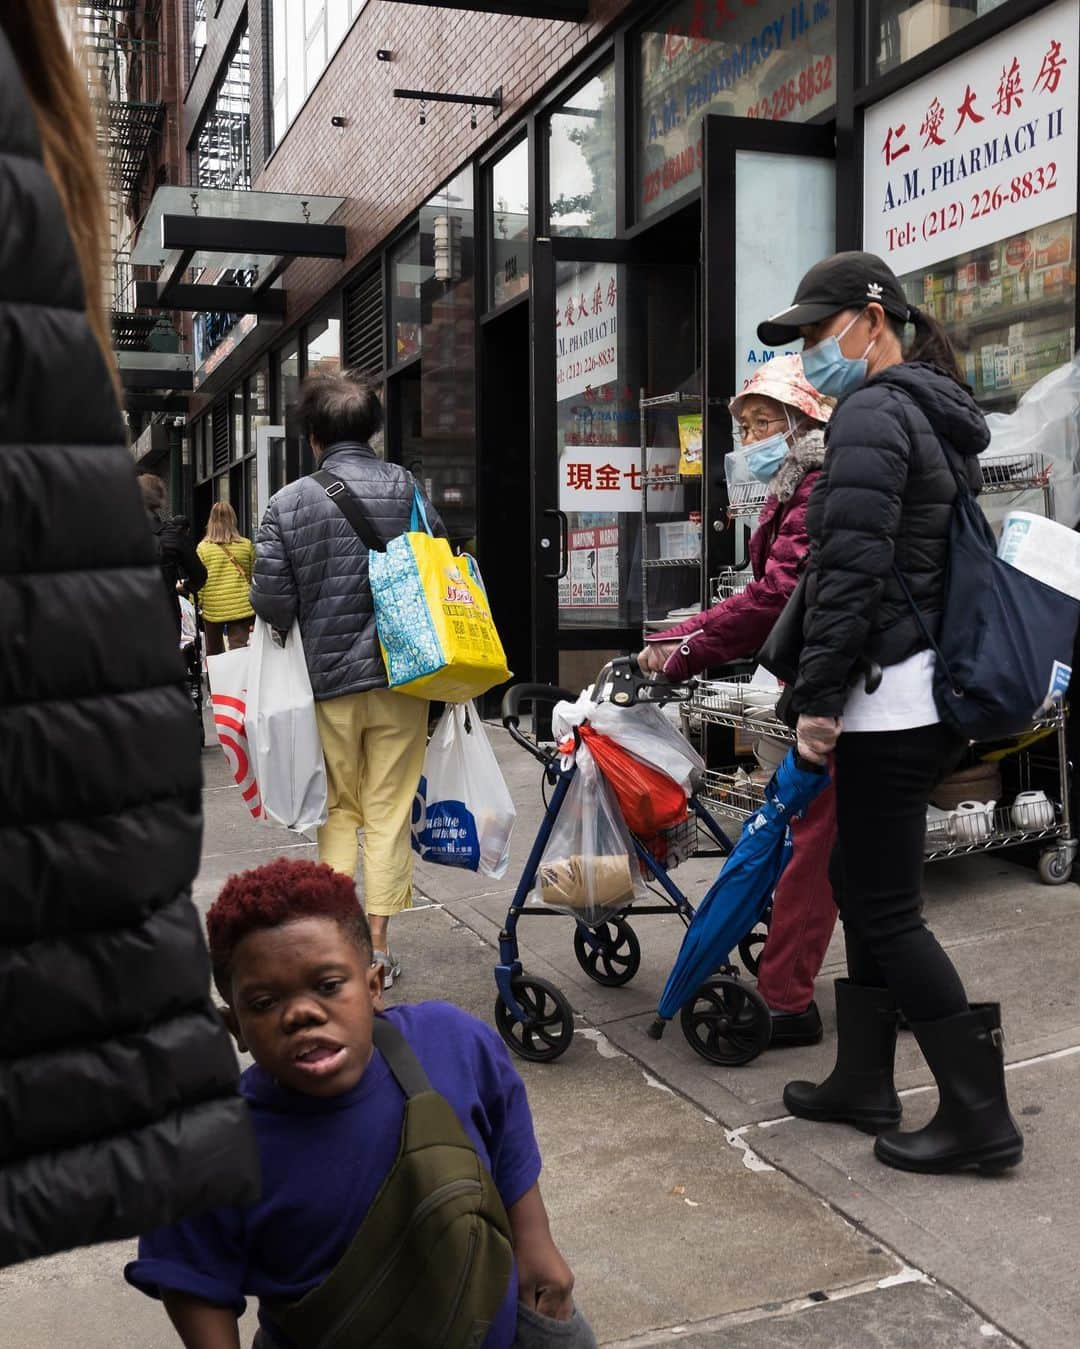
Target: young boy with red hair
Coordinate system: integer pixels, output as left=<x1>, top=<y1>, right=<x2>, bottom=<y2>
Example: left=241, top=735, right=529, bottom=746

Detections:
left=126, top=858, right=589, bottom=1348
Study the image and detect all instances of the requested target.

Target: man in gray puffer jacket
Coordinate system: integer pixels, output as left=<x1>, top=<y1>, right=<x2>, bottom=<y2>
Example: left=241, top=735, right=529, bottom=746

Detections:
left=251, top=372, right=444, bottom=985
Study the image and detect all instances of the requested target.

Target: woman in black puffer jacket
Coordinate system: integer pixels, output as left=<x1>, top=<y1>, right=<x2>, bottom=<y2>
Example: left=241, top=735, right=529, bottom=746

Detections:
left=0, top=7, right=258, bottom=1265
left=757, top=252, right=1022, bottom=1176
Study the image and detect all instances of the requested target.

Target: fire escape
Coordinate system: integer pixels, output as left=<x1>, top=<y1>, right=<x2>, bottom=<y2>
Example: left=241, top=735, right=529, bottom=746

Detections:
left=77, top=2, right=171, bottom=353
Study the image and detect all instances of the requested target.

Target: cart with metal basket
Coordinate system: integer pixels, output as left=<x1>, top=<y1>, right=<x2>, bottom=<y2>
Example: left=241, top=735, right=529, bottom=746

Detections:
left=494, top=658, right=778, bottom=1066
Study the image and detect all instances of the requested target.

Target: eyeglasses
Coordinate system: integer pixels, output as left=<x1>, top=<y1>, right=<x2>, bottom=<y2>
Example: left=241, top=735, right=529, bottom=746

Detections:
left=736, top=415, right=786, bottom=441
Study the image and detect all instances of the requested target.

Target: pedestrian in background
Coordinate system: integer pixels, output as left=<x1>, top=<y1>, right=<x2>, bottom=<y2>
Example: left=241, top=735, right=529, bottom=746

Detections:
left=138, top=472, right=207, bottom=634
left=197, top=500, right=256, bottom=654
left=759, top=252, right=1022, bottom=1175
left=639, top=356, right=838, bottom=1049
left=0, top=2, right=257, bottom=1267
left=251, top=371, right=445, bottom=988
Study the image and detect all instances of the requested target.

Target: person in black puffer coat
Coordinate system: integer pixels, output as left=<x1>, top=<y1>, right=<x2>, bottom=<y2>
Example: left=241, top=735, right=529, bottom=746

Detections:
left=251, top=371, right=445, bottom=986
left=757, top=252, right=1022, bottom=1177
left=0, top=7, right=258, bottom=1267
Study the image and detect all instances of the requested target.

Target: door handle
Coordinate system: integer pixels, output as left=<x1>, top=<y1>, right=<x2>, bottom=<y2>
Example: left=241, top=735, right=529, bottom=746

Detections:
left=542, top=508, right=569, bottom=581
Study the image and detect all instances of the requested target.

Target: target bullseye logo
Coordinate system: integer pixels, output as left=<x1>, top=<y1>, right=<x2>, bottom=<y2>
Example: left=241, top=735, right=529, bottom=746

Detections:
left=211, top=692, right=263, bottom=820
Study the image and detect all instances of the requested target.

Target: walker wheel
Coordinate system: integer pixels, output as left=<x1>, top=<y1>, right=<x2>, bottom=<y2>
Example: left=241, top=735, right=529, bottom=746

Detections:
left=737, top=907, right=771, bottom=977
left=495, top=975, right=575, bottom=1063
left=573, top=918, right=641, bottom=987
left=679, top=976, right=772, bottom=1066
left=1038, top=847, right=1073, bottom=886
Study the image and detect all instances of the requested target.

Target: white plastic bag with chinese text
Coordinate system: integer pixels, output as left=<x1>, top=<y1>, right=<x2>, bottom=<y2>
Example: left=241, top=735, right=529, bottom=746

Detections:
left=412, top=703, right=516, bottom=877
left=528, top=744, right=647, bottom=926
left=244, top=619, right=328, bottom=833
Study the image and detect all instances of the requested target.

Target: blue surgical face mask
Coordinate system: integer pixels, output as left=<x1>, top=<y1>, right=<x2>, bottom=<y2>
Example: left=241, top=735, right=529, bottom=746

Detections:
left=746, top=432, right=789, bottom=482
left=801, top=310, right=876, bottom=397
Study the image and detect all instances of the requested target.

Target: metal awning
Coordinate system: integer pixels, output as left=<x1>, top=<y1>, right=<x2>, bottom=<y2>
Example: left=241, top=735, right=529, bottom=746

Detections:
left=378, top=0, right=586, bottom=17
left=131, top=185, right=346, bottom=311
left=117, top=350, right=194, bottom=393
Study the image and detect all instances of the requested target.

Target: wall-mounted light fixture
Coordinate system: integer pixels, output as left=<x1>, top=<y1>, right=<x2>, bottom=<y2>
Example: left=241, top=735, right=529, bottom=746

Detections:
left=330, top=115, right=348, bottom=128
left=376, top=48, right=393, bottom=61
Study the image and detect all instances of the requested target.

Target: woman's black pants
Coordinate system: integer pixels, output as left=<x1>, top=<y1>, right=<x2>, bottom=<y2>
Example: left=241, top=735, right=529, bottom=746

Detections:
left=832, top=723, right=969, bottom=1022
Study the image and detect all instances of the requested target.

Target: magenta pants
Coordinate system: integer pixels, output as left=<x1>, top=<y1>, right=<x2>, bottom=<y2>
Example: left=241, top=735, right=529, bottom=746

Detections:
left=755, top=767, right=839, bottom=1013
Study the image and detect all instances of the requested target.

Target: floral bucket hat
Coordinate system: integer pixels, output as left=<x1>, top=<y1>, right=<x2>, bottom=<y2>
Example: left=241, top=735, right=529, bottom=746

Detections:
left=728, top=353, right=834, bottom=425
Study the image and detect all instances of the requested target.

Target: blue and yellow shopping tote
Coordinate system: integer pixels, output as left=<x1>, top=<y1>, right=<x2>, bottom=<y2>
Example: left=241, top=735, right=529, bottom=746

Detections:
left=368, top=491, right=511, bottom=702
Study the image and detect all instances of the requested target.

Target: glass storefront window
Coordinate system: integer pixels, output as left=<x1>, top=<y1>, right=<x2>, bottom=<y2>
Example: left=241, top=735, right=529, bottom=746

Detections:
left=246, top=365, right=269, bottom=451
left=270, top=0, right=365, bottom=147
left=896, top=214, right=1076, bottom=413
left=549, top=65, right=616, bottom=237
left=554, top=259, right=699, bottom=631
left=872, top=0, right=1008, bottom=79
left=230, top=385, right=245, bottom=461
left=390, top=229, right=424, bottom=364
left=490, top=138, right=530, bottom=307
left=637, top=0, right=837, bottom=221
left=306, top=311, right=342, bottom=376
left=278, top=339, right=300, bottom=421
left=418, top=167, right=477, bottom=550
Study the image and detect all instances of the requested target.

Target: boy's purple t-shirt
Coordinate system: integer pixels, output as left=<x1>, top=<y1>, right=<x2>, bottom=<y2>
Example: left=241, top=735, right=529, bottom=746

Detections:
left=126, top=1002, right=542, bottom=1349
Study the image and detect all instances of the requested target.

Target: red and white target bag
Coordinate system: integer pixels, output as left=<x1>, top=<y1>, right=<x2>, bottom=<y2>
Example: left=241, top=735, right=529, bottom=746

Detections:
left=207, top=644, right=263, bottom=820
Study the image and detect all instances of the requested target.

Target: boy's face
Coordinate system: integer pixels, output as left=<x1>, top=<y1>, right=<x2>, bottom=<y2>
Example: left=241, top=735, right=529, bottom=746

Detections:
left=225, top=916, right=384, bottom=1097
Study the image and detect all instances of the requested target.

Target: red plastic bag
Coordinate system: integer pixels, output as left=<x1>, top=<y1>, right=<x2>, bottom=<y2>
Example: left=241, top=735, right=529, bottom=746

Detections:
left=578, top=725, right=687, bottom=836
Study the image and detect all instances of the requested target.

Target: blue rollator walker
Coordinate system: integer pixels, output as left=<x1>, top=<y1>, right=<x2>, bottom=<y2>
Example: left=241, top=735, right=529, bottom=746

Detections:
left=494, top=657, right=781, bottom=1067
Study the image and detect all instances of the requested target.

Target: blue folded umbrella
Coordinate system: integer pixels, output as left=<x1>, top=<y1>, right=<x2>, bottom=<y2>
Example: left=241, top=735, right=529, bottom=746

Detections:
left=655, top=750, right=830, bottom=1023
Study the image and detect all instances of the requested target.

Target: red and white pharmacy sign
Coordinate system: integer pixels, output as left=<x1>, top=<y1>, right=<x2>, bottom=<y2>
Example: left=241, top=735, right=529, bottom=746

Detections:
left=556, top=263, right=619, bottom=402
left=863, top=0, right=1078, bottom=275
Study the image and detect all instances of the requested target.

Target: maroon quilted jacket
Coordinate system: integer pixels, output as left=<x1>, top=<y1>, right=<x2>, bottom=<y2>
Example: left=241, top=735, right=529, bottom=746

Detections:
left=646, top=431, right=826, bottom=681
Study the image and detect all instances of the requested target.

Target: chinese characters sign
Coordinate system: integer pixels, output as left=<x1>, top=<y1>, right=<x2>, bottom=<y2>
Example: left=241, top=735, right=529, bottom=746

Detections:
left=558, top=445, right=684, bottom=513
left=556, top=263, right=619, bottom=402
left=638, top=0, right=836, bottom=219
left=863, top=0, right=1078, bottom=276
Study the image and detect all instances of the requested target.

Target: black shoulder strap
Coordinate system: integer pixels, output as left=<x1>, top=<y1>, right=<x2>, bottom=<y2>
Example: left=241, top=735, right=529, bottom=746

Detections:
left=312, top=468, right=383, bottom=553
left=372, top=1017, right=433, bottom=1098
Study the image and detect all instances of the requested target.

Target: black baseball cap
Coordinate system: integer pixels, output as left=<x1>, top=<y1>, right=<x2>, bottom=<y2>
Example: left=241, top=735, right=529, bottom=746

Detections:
left=757, top=251, right=913, bottom=346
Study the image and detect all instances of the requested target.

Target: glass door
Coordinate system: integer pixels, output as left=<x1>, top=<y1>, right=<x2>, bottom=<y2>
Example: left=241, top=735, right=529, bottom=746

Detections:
left=255, top=423, right=286, bottom=525
left=700, top=117, right=836, bottom=585
left=532, top=234, right=700, bottom=689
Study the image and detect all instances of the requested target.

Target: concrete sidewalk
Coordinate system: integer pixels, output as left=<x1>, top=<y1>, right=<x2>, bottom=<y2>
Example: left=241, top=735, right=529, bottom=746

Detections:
left=2, top=721, right=1072, bottom=1347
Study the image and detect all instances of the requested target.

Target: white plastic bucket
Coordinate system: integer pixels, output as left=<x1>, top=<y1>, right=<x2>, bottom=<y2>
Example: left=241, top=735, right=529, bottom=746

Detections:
left=997, top=510, right=1080, bottom=602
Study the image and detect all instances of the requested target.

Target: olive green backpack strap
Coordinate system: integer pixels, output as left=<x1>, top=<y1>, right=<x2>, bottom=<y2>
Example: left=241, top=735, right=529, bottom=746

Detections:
left=266, top=1016, right=514, bottom=1349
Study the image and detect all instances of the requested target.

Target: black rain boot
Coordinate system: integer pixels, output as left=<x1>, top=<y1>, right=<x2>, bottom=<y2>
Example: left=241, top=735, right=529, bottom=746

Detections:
left=874, top=1003, right=1023, bottom=1175
left=783, top=979, right=902, bottom=1134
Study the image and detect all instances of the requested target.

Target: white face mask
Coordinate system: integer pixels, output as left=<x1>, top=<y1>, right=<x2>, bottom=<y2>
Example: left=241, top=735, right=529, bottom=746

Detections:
left=802, top=310, right=876, bottom=396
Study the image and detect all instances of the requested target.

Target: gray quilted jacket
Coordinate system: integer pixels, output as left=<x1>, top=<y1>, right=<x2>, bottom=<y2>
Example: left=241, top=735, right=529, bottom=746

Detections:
left=250, top=442, right=445, bottom=699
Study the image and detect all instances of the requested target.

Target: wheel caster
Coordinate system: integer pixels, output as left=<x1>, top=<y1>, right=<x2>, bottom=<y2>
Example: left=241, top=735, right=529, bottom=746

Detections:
left=495, top=975, right=575, bottom=1062
left=737, top=906, right=771, bottom=977
left=1038, top=847, right=1073, bottom=886
left=573, top=917, right=641, bottom=987
left=679, top=975, right=772, bottom=1066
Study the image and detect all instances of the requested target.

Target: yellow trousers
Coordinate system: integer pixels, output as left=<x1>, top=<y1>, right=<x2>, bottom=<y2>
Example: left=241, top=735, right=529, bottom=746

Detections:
left=314, top=689, right=428, bottom=916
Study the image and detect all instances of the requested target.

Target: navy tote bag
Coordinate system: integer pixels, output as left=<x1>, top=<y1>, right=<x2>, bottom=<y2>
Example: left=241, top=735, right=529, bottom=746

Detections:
left=895, top=446, right=1079, bottom=743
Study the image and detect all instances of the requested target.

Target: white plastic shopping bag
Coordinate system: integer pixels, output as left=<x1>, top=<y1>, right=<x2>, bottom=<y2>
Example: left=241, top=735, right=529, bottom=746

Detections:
left=552, top=690, right=704, bottom=795
left=412, top=703, right=516, bottom=878
left=244, top=619, right=328, bottom=833
left=206, top=645, right=262, bottom=821
left=528, top=744, right=647, bottom=926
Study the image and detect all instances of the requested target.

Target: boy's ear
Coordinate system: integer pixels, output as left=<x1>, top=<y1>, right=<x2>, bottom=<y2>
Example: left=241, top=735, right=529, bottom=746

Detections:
left=368, top=955, right=386, bottom=1013
left=220, top=1004, right=248, bottom=1052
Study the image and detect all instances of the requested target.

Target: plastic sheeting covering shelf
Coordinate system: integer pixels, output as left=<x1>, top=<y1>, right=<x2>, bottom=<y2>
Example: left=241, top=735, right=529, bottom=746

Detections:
left=983, top=350, right=1080, bottom=528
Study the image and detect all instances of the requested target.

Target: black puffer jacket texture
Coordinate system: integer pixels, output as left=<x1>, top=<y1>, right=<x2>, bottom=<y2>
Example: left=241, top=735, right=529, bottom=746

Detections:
left=0, top=31, right=258, bottom=1266
left=792, top=361, right=989, bottom=718
left=251, top=442, right=445, bottom=700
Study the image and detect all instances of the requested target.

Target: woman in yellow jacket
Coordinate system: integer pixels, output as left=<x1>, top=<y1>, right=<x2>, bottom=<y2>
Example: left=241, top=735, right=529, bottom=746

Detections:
left=197, top=502, right=256, bottom=655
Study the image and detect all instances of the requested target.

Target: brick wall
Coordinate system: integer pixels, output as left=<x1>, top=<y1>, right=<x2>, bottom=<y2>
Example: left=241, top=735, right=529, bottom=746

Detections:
left=250, top=0, right=634, bottom=330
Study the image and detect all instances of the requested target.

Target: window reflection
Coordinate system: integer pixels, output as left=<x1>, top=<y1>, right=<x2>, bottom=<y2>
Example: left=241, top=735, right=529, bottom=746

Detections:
left=550, top=66, right=616, bottom=238
left=491, top=139, right=529, bottom=307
